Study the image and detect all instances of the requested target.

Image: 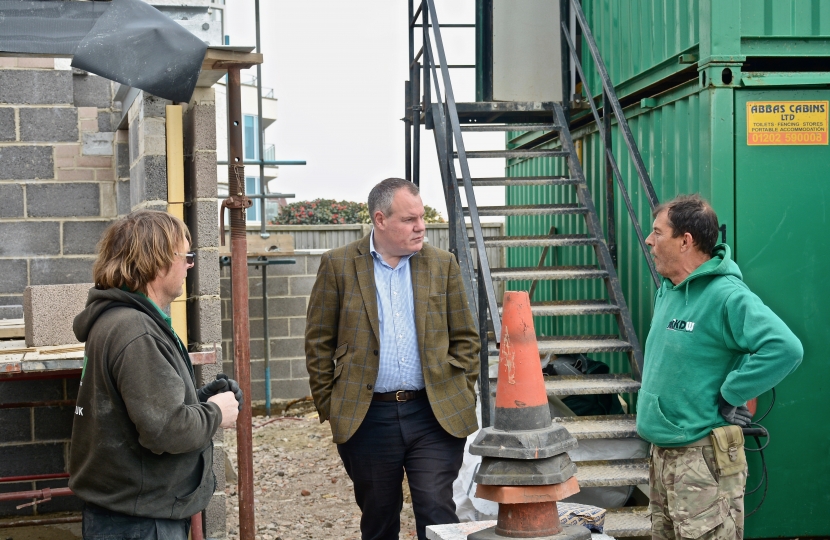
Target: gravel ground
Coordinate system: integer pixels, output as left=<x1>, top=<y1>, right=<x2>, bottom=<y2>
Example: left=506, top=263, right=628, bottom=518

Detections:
left=224, top=408, right=417, bottom=540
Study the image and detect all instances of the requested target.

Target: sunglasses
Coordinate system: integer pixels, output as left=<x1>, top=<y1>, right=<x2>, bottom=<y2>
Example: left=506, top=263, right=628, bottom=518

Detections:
left=175, top=252, right=196, bottom=265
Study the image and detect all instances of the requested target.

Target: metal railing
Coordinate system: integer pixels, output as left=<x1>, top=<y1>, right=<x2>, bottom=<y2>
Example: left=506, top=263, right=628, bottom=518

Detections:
left=408, top=0, right=503, bottom=344
left=563, top=0, right=660, bottom=287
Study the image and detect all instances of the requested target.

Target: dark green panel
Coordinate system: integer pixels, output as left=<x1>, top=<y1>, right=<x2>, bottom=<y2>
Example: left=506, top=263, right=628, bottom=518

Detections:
left=735, top=88, right=830, bottom=538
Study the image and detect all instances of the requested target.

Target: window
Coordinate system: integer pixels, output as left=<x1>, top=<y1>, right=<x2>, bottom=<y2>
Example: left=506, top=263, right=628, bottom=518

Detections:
left=243, top=115, right=259, bottom=160
left=246, top=176, right=261, bottom=223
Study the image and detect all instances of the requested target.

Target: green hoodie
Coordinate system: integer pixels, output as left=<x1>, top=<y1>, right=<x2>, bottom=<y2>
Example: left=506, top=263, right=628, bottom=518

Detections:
left=636, top=244, right=803, bottom=447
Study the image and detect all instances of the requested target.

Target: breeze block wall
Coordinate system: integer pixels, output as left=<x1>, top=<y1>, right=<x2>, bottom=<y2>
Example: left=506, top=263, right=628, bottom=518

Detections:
left=0, top=58, right=120, bottom=520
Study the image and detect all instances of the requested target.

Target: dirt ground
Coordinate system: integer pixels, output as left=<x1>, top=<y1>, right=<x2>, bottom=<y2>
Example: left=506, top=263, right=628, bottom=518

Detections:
left=224, top=405, right=417, bottom=540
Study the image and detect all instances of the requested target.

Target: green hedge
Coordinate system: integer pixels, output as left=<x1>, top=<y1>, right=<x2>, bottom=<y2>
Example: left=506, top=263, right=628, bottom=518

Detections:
left=272, top=199, right=445, bottom=225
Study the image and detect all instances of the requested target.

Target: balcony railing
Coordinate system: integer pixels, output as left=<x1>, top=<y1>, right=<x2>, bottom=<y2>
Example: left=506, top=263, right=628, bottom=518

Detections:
left=240, top=74, right=274, bottom=99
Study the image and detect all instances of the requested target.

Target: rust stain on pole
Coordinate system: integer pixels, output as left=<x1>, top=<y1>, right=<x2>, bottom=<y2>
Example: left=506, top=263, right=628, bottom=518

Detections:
left=226, top=65, right=255, bottom=540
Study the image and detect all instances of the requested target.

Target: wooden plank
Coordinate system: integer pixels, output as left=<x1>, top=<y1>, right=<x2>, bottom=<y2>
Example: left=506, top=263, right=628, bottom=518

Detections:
left=220, top=233, right=294, bottom=256
left=0, top=319, right=24, bottom=339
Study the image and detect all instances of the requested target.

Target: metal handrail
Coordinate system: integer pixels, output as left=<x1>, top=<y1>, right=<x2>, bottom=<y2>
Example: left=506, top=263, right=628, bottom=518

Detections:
left=422, top=0, right=502, bottom=342
left=564, top=0, right=660, bottom=287
left=562, top=26, right=660, bottom=287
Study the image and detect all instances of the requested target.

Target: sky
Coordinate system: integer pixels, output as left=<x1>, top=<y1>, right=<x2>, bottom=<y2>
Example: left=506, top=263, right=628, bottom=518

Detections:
left=223, top=0, right=506, bottom=219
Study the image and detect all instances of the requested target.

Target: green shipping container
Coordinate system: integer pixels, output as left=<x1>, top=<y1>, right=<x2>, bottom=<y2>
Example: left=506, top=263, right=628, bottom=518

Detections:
left=503, top=1, right=830, bottom=536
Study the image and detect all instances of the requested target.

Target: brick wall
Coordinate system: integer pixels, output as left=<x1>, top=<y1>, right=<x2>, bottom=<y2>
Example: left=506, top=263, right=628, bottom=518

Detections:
left=0, top=378, right=83, bottom=517
left=0, top=59, right=121, bottom=306
left=0, top=59, right=119, bottom=520
left=220, top=253, right=320, bottom=402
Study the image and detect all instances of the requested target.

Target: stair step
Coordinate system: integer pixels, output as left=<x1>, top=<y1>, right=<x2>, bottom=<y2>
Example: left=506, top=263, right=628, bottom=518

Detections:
left=460, top=123, right=560, bottom=132
left=455, top=149, right=569, bottom=159
left=553, top=415, right=638, bottom=439
left=454, top=101, right=556, bottom=124
left=461, top=176, right=580, bottom=187
left=473, top=234, right=598, bottom=248
left=574, top=459, right=649, bottom=487
left=465, top=204, right=588, bottom=217
left=489, top=266, right=607, bottom=281
left=518, top=300, right=620, bottom=317
left=545, top=373, right=641, bottom=396
left=605, top=507, right=651, bottom=537
left=488, top=336, right=634, bottom=356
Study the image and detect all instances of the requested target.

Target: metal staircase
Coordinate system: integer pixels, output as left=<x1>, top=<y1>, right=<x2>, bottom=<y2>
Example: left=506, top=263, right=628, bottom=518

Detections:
left=406, top=0, right=661, bottom=536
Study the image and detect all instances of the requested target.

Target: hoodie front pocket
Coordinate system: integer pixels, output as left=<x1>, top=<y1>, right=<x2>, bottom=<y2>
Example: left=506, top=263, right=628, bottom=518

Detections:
left=637, top=389, right=687, bottom=445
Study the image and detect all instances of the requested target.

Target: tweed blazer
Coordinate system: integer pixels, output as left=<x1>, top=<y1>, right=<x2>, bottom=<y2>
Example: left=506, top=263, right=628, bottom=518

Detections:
left=305, top=235, right=480, bottom=444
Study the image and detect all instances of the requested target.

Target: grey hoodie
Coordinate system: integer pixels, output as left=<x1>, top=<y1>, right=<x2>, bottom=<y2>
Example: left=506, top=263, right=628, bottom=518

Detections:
left=69, top=287, right=221, bottom=519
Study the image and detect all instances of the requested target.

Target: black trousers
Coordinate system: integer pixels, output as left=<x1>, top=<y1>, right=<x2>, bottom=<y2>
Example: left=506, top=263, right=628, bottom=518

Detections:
left=337, top=395, right=466, bottom=540
left=82, top=503, right=190, bottom=540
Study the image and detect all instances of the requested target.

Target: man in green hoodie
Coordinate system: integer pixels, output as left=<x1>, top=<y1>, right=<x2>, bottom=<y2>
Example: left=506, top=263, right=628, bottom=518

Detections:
left=70, top=210, right=243, bottom=540
left=639, top=194, right=802, bottom=540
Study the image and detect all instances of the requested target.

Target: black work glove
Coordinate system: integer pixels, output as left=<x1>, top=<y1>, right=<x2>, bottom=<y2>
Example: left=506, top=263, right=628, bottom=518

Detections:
left=718, top=392, right=752, bottom=427
left=197, top=377, right=228, bottom=403
left=217, top=373, right=244, bottom=411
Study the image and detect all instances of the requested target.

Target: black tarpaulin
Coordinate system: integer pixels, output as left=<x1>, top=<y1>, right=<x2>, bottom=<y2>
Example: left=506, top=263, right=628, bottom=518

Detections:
left=0, top=0, right=207, bottom=103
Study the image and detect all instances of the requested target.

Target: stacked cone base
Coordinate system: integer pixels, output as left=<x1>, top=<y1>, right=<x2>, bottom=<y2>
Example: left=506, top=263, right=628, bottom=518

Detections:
left=468, top=522, right=591, bottom=540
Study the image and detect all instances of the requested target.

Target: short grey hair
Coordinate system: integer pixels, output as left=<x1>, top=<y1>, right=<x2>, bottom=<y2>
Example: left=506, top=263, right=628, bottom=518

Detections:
left=367, top=178, right=420, bottom=222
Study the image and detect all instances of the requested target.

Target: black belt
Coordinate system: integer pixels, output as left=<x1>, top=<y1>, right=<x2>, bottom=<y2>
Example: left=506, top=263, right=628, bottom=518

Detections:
left=372, top=389, right=426, bottom=402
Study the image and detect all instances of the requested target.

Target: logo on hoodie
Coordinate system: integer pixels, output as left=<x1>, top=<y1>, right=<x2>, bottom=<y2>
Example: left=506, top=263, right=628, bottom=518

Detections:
left=666, top=319, right=695, bottom=332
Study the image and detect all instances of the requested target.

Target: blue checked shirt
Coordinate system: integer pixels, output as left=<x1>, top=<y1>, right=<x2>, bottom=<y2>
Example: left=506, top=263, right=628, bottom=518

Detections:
left=369, top=231, right=424, bottom=392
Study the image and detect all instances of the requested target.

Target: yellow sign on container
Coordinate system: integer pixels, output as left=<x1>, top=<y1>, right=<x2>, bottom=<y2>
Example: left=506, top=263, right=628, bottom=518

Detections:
left=746, top=101, right=828, bottom=146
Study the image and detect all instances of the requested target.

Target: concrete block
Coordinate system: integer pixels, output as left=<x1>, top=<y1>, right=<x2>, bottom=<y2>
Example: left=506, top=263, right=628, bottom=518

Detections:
left=0, top=259, right=27, bottom=294
left=190, top=249, right=220, bottom=297
left=116, top=141, right=129, bottom=178
left=289, top=275, right=317, bottom=296
left=265, top=276, right=289, bottom=297
left=0, top=295, right=23, bottom=306
left=192, top=102, right=216, bottom=151
left=187, top=198, right=219, bottom=248
left=129, top=117, right=139, bottom=163
left=0, top=221, right=60, bottom=256
left=56, top=168, right=94, bottom=181
left=29, top=258, right=94, bottom=286
left=289, top=317, right=306, bottom=337
left=77, top=155, right=113, bottom=168
left=248, top=317, right=288, bottom=340
left=306, top=255, right=322, bottom=275
left=189, top=151, right=217, bottom=199
left=82, top=132, right=114, bottom=156
left=97, top=111, right=117, bottom=132
left=34, top=405, right=74, bottom=441
left=77, top=107, right=97, bottom=119
left=187, top=296, right=222, bottom=346
left=0, top=409, right=32, bottom=443
left=266, top=258, right=306, bottom=276
left=269, top=337, right=305, bottom=359
left=0, top=183, right=24, bottom=217
left=0, top=70, right=73, bottom=105
left=54, top=144, right=80, bottom=158
left=24, top=283, right=92, bottom=346
left=250, top=296, right=307, bottom=319
left=0, top=146, right=54, bottom=179
left=221, top=319, right=232, bottom=340
left=220, top=276, right=230, bottom=299
left=0, top=107, right=14, bottom=141
left=0, top=480, right=37, bottom=517
left=212, top=444, right=226, bottom=491
left=100, top=181, right=117, bottom=217
left=63, top=220, right=111, bottom=255
left=202, top=491, right=227, bottom=539
left=130, top=155, right=167, bottom=206
left=72, top=72, right=111, bottom=108
left=0, top=305, right=23, bottom=319
left=0, top=379, right=63, bottom=404
left=0, top=442, right=65, bottom=477
left=20, top=108, right=78, bottom=142
left=250, top=359, right=291, bottom=381
left=291, top=358, right=309, bottom=378
left=117, top=178, right=131, bottom=215
left=27, top=182, right=100, bottom=217
left=140, top=93, right=171, bottom=119
left=247, top=339, right=264, bottom=360
left=80, top=118, right=98, bottom=132
left=266, top=379, right=310, bottom=401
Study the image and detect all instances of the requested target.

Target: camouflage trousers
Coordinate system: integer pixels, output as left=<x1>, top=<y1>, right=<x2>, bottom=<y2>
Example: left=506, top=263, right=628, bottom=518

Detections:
left=649, top=444, right=747, bottom=540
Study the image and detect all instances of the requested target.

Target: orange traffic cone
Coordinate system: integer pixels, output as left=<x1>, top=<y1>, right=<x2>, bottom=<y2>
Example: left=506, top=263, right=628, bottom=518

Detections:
left=469, top=291, right=588, bottom=540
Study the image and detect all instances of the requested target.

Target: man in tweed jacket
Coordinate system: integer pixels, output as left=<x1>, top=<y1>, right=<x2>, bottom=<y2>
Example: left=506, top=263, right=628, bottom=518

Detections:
left=306, top=178, right=480, bottom=540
